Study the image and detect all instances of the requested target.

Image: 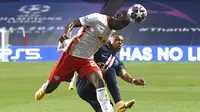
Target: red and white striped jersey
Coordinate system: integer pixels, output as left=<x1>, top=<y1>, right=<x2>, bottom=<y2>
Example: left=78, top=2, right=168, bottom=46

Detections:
left=67, top=13, right=112, bottom=59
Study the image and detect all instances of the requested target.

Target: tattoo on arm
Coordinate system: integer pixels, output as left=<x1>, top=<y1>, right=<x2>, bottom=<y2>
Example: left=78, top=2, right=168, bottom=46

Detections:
left=119, top=69, right=134, bottom=84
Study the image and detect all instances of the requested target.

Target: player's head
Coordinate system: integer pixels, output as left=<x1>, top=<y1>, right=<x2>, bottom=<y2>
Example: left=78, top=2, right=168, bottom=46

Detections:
left=108, top=34, right=124, bottom=52
left=110, top=10, right=130, bottom=30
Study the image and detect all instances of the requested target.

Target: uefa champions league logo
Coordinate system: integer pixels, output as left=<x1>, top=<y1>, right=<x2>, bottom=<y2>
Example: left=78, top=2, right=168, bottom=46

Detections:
left=19, top=4, right=50, bottom=14
left=17, top=4, right=52, bottom=23
left=0, top=4, right=63, bottom=33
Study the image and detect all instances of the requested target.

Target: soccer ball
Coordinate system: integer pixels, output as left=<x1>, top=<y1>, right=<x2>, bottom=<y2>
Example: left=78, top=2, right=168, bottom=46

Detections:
left=127, top=4, right=147, bottom=23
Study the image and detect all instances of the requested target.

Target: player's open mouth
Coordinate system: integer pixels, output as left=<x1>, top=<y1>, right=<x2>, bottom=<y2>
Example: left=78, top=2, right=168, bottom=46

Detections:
left=118, top=46, right=122, bottom=49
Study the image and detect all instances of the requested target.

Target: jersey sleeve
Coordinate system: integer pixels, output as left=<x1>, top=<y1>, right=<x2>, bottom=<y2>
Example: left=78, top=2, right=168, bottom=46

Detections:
left=57, top=42, right=64, bottom=49
left=114, top=57, right=125, bottom=76
left=79, top=13, right=100, bottom=26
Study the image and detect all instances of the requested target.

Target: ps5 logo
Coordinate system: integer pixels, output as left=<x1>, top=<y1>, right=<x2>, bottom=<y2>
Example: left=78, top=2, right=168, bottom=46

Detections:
left=0, top=48, right=41, bottom=60
left=19, top=4, right=50, bottom=14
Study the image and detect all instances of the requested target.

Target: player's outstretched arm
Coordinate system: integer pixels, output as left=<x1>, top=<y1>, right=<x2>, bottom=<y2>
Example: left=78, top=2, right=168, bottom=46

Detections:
left=118, top=69, right=146, bottom=87
left=60, top=13, right=100, bottom=43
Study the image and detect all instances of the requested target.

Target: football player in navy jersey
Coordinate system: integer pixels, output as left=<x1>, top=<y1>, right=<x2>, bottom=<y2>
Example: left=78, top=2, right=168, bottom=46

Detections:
left=76, top=34, right=146, bottom=112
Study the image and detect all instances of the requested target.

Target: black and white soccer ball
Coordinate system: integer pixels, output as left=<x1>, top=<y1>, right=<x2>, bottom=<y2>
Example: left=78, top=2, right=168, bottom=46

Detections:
left=127, top=4, right=147, bottom=23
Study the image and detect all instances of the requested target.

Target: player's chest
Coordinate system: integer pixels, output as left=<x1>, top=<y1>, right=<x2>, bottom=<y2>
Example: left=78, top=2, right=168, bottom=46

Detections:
left=89, top=25, right=111, bottom=43
left=89, top=24, right=111, bottom=37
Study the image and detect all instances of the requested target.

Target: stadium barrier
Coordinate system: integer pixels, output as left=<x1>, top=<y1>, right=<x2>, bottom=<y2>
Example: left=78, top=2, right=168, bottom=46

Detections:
left=0, top=46, right=199, bottom=62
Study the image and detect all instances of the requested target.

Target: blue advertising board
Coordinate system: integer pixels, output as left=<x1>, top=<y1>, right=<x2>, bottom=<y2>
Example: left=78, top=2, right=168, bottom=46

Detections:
left=0, top=46, right=61, bottom=62
left=0, top=46, right=199, bottom=62
left=117, top=46, right=200, bottom=62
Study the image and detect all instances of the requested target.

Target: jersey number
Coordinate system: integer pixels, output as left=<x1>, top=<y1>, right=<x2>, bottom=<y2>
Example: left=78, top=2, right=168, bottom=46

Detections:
left=89, top=60, right=97, bottom=67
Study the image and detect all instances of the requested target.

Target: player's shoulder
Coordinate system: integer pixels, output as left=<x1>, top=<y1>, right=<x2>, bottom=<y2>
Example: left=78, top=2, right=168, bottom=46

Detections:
left=99, top=44, right=109, bottom=52
left=91, top=12, right=100, bottom=15
left=88, top=12, right=103, bottom=18
left=91, top=12, right=106, bottom=16
left=95, top=44, right=109, bottom=56
left=91, top=13, right=107, bottom=20
left=115, top=57, right=124, bottom=65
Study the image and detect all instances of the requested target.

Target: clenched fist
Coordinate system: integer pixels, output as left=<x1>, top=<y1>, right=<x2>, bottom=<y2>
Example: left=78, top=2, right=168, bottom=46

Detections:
left=133, top=79, right=146, bottom=87
left=59, top=33, right=71, bottom=43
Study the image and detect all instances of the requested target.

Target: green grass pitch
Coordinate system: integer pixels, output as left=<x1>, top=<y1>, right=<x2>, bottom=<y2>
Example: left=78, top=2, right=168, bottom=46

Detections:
left=0, top=62, right=200, bottom=112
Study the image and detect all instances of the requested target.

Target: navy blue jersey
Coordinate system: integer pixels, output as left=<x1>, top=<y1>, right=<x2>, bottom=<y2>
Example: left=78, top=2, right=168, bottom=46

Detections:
left=76, top=44, right=124, bottom=88
left=76, top=44, right=124, bottom=108
left=94, top=44, right=124, bottom=75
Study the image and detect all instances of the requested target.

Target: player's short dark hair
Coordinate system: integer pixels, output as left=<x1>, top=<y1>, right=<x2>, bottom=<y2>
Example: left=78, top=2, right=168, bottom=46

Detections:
left=107, top=33, right=123, bottom=43
left=110, top=33, right=122, bottom=38
left=116, top=10, right=129, bottom=20
left=117, top=10, right=127, bottom=16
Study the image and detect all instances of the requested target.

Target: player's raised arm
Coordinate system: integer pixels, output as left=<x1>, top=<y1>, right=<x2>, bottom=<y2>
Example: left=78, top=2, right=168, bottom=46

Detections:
left=60, top=13, right=100, bottom=43
left=65, top=19, right=81, bottom=35
left=118, top=69, right=146, bottom=86
left=59, top=19, right=81, bottom=42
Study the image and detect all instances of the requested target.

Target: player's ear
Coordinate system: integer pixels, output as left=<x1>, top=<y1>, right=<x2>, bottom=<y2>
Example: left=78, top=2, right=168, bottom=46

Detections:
left=113, top=13, right=120, bottom=19
left=116, top=13, right=122, bottom=18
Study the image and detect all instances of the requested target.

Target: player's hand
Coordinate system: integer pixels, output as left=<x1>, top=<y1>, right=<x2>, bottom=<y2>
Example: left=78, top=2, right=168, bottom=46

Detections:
left=59, top=34, right=70, bottom=43
left=133, top=79, right=146, bottom=87
left=96, top=62, right=105, bottom=69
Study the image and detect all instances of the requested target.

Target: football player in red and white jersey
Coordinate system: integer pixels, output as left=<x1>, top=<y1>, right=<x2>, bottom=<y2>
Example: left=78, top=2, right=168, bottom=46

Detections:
left=35, top=10, right=130, bottom=112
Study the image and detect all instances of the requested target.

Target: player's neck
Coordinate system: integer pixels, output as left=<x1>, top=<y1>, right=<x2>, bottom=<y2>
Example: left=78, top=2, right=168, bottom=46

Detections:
left=108, top=17, right=115, bottom=30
